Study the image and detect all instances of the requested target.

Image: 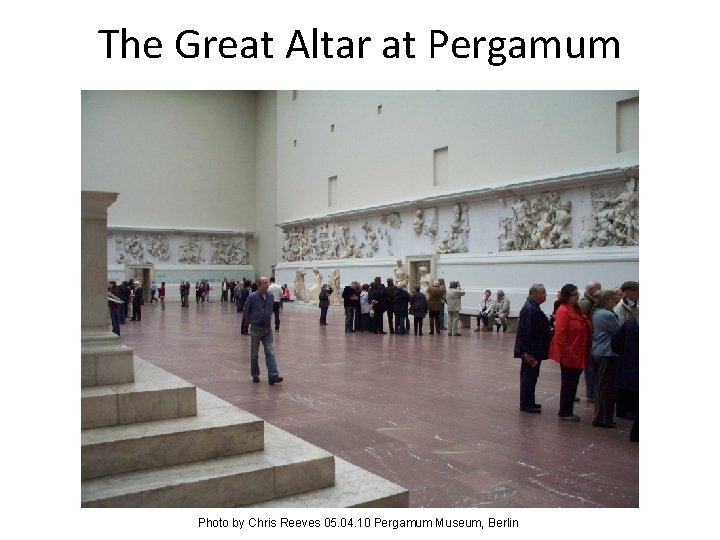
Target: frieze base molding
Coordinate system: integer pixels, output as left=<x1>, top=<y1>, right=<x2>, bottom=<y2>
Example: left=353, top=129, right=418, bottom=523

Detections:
left=275, top=246, right=638, bottom=317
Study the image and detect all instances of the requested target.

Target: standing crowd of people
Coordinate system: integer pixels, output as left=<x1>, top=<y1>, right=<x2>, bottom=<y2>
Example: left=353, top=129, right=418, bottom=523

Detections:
left=514, top=280, right=639, bottom=440
left=338, top=277, right=464, bottom=336
left=106, top=279, right=149, bottom=335
left=107, top=273, right=638, bottom=440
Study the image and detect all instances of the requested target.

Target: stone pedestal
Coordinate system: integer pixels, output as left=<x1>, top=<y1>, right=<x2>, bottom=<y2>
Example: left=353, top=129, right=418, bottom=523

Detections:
left=82, top=191, right=134, bottom=387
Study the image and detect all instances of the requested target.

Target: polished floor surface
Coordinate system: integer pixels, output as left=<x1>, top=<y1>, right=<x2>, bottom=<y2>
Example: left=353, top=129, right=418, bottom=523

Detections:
left=117, top=300, right=639, bottom=507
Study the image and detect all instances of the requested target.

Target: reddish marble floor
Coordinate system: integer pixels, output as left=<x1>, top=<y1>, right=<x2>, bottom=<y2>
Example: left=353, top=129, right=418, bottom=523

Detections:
left=117, top=300, right=639, bottom=508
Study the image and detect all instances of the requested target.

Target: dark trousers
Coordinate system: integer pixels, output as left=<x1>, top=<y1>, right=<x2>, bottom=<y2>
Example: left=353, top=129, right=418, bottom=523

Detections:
left=414, top=316, right=424, bottom=335
left=592, top=355, right=619, bottom=425
left=355, top=307, right=362, bottom=332
left=360, top=312, right=370, bottom=331
left=520, top=359, right=541, bottom=409
left=320, top=306, right=328, bottom=324
left=583, top=360, right=596, bottom=398
left=616, top=388, right=638, bottom=419
left=386, top=309, right=394, bottom=333
left=132, top=302, right=142, bottom=321
left=110, top=309, right=121, bottom=335
left=273, top=302, right=280, bottom=329
left=221, top=290, right=228, bottom=302
left=558, top=365, right=583, bottom=417
left=428, top=310, right=440, bottom=333
left=345, top=305, right=355, bottom=331
left=477, top=312, right=489, bottom=328
left=395, top=309, right=408, bottom=333
left=241, top=316, right=249, bottom=334
left=372, top=308, right=384, bottom=333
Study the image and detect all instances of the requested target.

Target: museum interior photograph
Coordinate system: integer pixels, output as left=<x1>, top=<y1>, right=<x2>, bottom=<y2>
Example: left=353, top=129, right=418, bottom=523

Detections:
left=81, top=90, right=639, bottom=508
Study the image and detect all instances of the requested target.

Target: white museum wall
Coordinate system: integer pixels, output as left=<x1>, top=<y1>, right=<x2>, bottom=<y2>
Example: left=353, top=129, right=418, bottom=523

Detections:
left=275, top=90, right=639, bottom=223
left=84, top=91, right=638, bottom=301
left=81, top=90, right=258, bottom=231
left=254, top=91, right=279, bottom=277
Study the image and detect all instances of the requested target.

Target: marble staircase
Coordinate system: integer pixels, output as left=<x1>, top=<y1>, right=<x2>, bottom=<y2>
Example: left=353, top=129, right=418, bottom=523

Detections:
left=81, top=356, right=408, bottom=508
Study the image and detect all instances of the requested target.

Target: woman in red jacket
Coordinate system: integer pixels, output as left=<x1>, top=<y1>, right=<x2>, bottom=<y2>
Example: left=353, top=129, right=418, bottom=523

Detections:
left=549, top=283, right=591, bottom=421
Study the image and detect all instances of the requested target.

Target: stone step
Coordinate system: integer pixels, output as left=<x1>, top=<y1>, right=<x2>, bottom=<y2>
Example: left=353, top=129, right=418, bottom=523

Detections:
left=81, top=357, right=197, bottom=429
left=244, top=456, right=409, bottom=508
left=81, top=335, right=135, bottom=387
left=81, top=424, right=335, bottom=507
left=82, top=389, right=264, bottom=480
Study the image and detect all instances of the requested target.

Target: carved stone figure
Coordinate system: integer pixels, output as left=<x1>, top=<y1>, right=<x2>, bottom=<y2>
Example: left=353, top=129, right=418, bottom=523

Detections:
left=369, top=231, right=379, bottom=253
left=393, top=259, right=410, bottom=288
left=280, top=229, right=291, bottom=262
left=613, top=177, right=639, bottom=246
left=318, top=223, right=331, bottom=258
left=381, top=212, right=402, bottom=230
left=294, top=268, right=308, bottom=302
left=336, top=225, right=349, bottom=258
left=500, top=193, right=573, bottom=251
left=179, top=238, right=203, bottom=264
left=412, top=209, right=424, bottom=234
left=328, top=268, right=341, bottom=305
left=551, top=200, right=572, bottom=248
left=306, top=268, right=323, bottom=304
left=124, top=234, right=145, bottom=262
left=147, top=234, right=170, bottom=261
left=530, top=198, right=554, bottom=250
left=579, top=178, right=639, bottom=247
left=436, top=202, right=470, bottom=254
left=498, top=217, right=515, bottom=251
left=419, top=266, right=432, bottom=298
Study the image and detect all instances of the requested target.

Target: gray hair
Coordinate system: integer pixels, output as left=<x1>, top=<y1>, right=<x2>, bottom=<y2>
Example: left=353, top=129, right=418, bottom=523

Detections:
left=585, top=280, right=602, bottom=293
left=497, top=289, right=505, bottom=296
left=433, top=280, right=440, bottom=287
left=528, top=283, right=546, bottom=295
left=596, top=289, right=618, bottom=307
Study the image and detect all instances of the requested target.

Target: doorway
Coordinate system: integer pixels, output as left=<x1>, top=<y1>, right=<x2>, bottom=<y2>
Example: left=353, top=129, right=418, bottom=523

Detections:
left=126, top=264, right=153, bottom=303
left=405, top=255, right=436, bottom=290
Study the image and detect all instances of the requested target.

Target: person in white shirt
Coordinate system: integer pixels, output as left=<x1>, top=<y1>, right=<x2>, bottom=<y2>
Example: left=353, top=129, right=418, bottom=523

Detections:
left=268, top=277, right=283, bottom=332
left=475, top=289, right=493, bottom=331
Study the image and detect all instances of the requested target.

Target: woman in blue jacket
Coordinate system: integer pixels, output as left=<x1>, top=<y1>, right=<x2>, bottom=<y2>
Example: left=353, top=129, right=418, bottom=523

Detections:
left=590, top=290, right=621, bottom=428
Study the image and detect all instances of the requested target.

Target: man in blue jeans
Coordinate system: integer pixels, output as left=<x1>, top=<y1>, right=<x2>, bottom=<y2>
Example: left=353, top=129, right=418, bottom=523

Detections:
left=243, top=276, right=284, bottom=385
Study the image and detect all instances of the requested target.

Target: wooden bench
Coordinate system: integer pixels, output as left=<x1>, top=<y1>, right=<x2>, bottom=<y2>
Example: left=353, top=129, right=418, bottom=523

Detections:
left=458, top=310, right=518, bottom=332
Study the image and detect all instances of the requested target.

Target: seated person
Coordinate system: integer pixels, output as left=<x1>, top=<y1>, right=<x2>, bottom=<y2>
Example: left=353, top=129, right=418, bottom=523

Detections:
left=490, top=290, right=511, bottom=332
left=475, top=289, right=493, bottom=331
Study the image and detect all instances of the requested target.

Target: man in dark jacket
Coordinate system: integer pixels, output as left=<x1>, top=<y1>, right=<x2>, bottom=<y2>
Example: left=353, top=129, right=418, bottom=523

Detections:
left=393, top=284, right=411, bottom=334
left=384, top=278, right=397, bottom=333
left=368, top=277, right=386, bottom=334
left=118, top=281, right=130, bottom=323
left=131, top=280, right=143, bottom=321
left=318, top=284, right=332, bottom=326
left=409, top=286, right=428, bottom=335
left=239, top=279, right=251, bottom=334
left=341, top=281, right=359, bottom=332
left=243, top=276, right=283, bottom=384
left=514, top=283, right=552, bottom=413
left=613, top=318, right=639, bottom=435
